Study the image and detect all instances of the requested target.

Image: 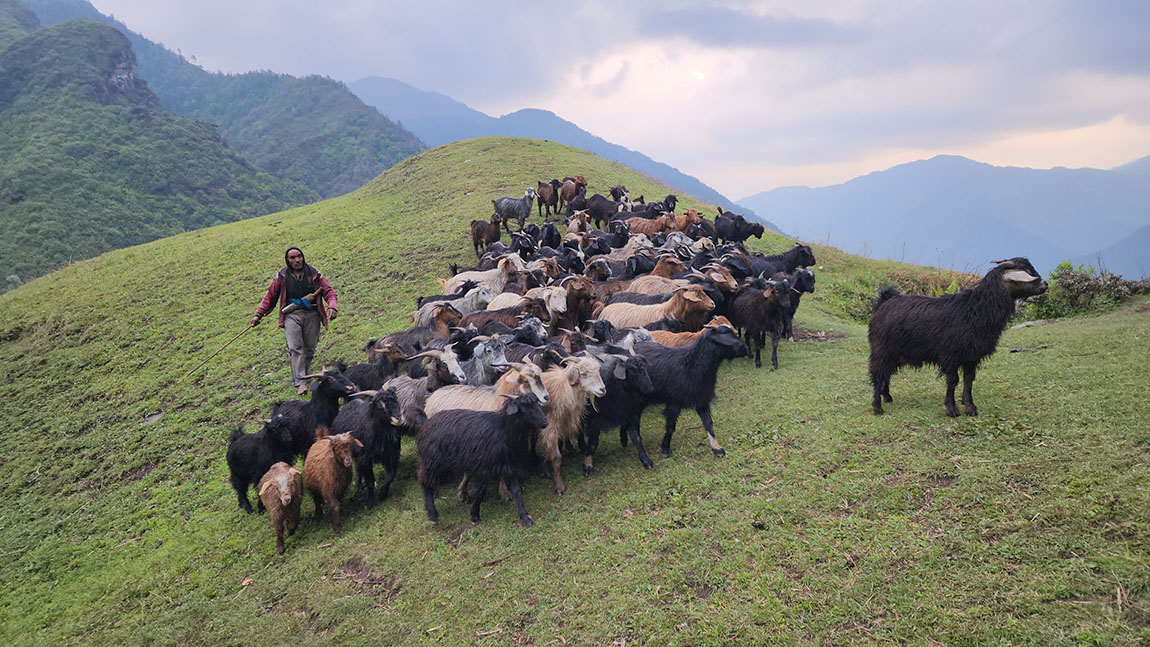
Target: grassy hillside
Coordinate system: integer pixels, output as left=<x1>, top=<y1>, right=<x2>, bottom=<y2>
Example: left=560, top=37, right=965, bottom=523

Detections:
left=0, top=138, right=1145, bottom=645
left=0, top=17, right=314, bottom=287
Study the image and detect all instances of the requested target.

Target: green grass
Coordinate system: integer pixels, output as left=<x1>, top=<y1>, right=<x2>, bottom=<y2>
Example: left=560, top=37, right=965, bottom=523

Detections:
left=0, top=137, right=1146, bottom=646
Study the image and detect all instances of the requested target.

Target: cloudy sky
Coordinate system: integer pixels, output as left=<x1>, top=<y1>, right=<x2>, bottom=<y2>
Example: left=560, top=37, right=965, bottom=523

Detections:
left=89, top=0, right=1150, bottom=198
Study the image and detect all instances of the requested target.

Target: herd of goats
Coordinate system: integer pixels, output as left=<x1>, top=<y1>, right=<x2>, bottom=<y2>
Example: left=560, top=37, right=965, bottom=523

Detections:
left=226, top=175, right=1049, bottom=554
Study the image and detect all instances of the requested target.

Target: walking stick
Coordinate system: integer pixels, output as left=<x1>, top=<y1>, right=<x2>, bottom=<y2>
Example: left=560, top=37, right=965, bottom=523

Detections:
left=173, top=324, right=257, bottom=388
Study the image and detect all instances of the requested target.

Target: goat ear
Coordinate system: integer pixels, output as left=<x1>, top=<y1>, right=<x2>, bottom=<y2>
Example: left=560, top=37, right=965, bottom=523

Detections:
left=612, top=362, right=627, bottom=380
left=258, top=480, right=277, bottom=498
left=683, top=291, right=702, bottom=303
left=505, top=399, right=519, bottom=415
left=565, top=365, right=580, bottom=385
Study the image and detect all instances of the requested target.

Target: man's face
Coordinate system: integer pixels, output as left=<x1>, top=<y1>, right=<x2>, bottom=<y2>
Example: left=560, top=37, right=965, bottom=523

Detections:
left=287, top=250, right=304, bottom=272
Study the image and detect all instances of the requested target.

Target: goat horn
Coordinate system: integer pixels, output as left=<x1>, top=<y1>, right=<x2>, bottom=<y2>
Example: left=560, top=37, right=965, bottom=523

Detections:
left=407, top=350, right=442, bottom=360
left=350, top=390, right=378, bottom=398
left=300, top=373, right=324, bottom=380
left=990, top=259, right=1008, bottom=265
left=1002, top=270, right=1039, bottom=282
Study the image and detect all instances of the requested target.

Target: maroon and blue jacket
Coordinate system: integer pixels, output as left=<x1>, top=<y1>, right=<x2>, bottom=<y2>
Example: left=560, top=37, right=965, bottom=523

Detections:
left=255, top=265, right=338, bottom=329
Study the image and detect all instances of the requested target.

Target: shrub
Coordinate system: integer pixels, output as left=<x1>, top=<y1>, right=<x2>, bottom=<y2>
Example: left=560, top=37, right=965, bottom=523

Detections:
left=1021, top=261, right=1135, bottom=320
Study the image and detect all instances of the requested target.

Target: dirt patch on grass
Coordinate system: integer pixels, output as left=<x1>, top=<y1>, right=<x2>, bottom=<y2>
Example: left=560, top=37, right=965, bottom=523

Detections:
left=1135, top=302, right=1150, bottom=314
left=791, top=326, right=845, bottom=342
left=334, top=556, right=402, bottom=606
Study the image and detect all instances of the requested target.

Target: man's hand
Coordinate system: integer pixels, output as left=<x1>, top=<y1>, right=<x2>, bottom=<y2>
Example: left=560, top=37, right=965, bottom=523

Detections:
left=250, top=315, right=262, bottom=327
left=328, top=308, right=339, bottom=321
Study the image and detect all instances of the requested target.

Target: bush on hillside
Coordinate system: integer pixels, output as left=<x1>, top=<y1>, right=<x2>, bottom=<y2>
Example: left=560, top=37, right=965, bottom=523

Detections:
left=1021, top=261, right=1139, bottom=320
left=820, top=268, right=979, bottom=322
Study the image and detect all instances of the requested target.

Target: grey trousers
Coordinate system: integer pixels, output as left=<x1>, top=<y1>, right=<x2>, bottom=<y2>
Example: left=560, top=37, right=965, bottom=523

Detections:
left=284, top=310, right=322, bottom=387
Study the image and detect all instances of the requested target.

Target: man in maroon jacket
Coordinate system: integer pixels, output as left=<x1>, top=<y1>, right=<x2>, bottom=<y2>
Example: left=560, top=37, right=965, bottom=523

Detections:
left=251, top=247, right=339, bottom=394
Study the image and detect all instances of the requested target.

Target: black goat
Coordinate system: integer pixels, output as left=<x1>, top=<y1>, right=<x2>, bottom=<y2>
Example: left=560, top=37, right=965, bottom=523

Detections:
left=748, top=243, right=816, bottom=277
left=609, top=185, right=629, bottom=202
left=540, top=222, right=562, bottom=249
left=714, top=210, right=764, bottom=244
left=332, top=388, right=404, bottom=506
left=417, top=393, right=548, bottom=527
left=585, top=194, right=625, bottom=229
left=269, top=366, right=358, bottom=457
left=226, top=415, right=295, bottom=514
left=580, top=354, right=655, bottom=471
left=782, top=268, right=815, bottom=340
left=728, top=276, right=792, bottom=369
left=630, top=326, right=748, bottom=459
left=496, top=188, right=538, bottom=232
left=869, top=258, right=1047, bottom=417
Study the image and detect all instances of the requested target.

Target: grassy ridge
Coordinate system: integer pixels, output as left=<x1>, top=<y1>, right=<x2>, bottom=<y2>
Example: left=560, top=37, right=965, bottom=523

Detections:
left=0, top=138, right=1146, bottom=645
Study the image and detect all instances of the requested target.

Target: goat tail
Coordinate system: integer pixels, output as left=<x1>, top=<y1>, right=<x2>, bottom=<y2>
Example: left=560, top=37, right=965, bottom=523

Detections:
left=315, top=426, right=331, bottom=442
left=875, top=286, right=901, bottom=308
left=228, top=426, right=245, bottom=444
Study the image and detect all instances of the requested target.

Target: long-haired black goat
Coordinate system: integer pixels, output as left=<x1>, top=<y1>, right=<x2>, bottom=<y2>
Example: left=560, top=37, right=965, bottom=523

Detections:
left=868, top=257, right=1047, bottom=417
left=332, top=388, right=405, bottom=506
left=631, top=325, right=749, bottom=459
left=269, top=366, right=358, bottom=457
left=226, top=415, right=295, bottom=514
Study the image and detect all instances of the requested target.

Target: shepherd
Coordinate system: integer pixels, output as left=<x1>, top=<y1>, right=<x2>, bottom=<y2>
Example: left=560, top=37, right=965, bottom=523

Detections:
left=251, top=247, right=339, bottom=395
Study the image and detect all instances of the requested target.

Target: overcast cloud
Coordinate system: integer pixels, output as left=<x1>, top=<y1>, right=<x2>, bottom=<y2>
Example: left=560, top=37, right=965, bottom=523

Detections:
left=89, top=0, right=1150, bottom=198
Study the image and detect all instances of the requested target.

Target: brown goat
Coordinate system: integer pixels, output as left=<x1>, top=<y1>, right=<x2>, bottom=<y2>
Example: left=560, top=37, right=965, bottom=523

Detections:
left=460, top=297, right=549, bottom=329
left=369, top=304, right=460, bottom=357
left=537, top=179, right=560, bottom=219
left=257, top=462, right=303, bottom=554
left=470, top=214, right=502, bottom=259
left=668, top=209, right=704, bottom=233
left=650, top=316, right=734, bottom=347
left=596, top=285, right=715, bottom=329
left=557, top=276, right=596, bottom=330
left=304, top=432, right=363, bottom=535
left=566, top=209, right=590, bottom=234
left=627, top=213, right=674, bottom=237
left=559, top=175, right=587, bottom=211
left=651, top=257, right=687, bottom=278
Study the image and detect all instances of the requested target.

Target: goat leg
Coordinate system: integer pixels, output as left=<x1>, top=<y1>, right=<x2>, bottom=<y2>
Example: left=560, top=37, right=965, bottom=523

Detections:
left=423, top=487, right=439, bottom=524
left=697, top=405, right=725, bottom=457
left=961, top=364, right=978, bottom=416
left=456, top=474, right=471, bottom=503
left=327, top=496, right=342, bottom=535
left=770, top=330, right=781, bottom=370
left=508, top=478, right=534, bottom=527
left=233, top=479, right=254, bottom=514
left=468, top=481, right=487, bottom=525
left=660, top=405, right=682, bottom=457
left=943, top=368, right=961, bottom=417
left=312, top=492, right=324, bottom=521
left=379, top=448, right=400, bottom=500
left=550, top=450, right=567, bottom=495
left=358, top=460, right=377, bottom=507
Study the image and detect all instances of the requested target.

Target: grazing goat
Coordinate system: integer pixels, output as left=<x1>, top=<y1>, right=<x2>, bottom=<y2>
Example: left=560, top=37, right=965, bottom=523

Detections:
left=227, top=415, right=295, bottom=514
left=470, top=214, right=502, bottom=259
left=418, top=393, right=548, bottom=527
left=257, top=462, right=303, bottom=554
left=495, top=188, right=539, bottom=232
left=869, top=257, right=1047, bottom=417
left=631, top=326, right=748, bottom=459
left=597, top=285, right=714, bottom=330
left=537, top=179, right=561, bottom=219
left=269, top=367, right=358, bottom=457
left=304, top=431, right=363, bottom=535
left=537, top=356, right=607, bottom=495
left=586, top=194, right=626, bottom=229
left=627, top=213, right=674, bottom=237
left=332, top=388, right=404, bottom=506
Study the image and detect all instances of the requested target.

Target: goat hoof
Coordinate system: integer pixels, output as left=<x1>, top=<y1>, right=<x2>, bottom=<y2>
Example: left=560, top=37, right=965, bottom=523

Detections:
left=883, top=395, right=893, bottom=403
left=945, top=408, right=960, bottom=418
left=641, top=458, right=653, bottom=469
left=712, top=448, right=726, bottom=458
left=872, top=406, right=884, bottom=415
left=964, top=407, right=978, bottom=417
left=660, top=447, right=673, bottom=457
left=583, top=465, right=594, bottom=476
left=521, top=516, right=535, bottom=528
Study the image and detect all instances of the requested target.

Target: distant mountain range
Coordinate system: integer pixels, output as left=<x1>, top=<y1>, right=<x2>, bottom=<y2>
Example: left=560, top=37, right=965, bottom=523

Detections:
left=0, top=8, right=312, bottom=285
left=26, top=0, right=425, bottom=199
left=737, top=155, right=1150, bottom=278
left=348, top=76, right=769, bottom=227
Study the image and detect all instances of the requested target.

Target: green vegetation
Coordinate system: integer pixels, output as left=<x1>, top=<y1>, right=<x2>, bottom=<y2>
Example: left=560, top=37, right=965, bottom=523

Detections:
left=0, top=18, right=313, bottom=286
left=1022, top=261, right=1148, bottom=321
left=25, top=0, right=427, bottom=199
left=0, top=138, right=1145, bottom=645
